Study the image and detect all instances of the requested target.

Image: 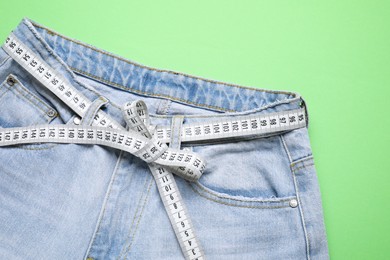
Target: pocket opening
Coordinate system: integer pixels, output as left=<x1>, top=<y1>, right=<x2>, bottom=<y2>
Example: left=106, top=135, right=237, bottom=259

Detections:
left=185, top=135, right=298, bottom=207
left=0, top=73, right=61, bottom=150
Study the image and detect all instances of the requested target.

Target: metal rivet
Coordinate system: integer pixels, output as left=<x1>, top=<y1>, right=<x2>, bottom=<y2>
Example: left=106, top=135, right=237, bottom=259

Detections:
left=6, top=76, right=16, bottom=86
left=47, top=109, right=56, bottom=117
left=289, top=199, right=298, bottom=208
left=73, top=116, right=81, bottom=125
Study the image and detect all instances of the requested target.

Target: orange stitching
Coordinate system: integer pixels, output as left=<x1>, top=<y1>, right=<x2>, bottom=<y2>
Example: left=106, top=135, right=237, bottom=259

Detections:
left=29, top=20, right=297, bottom=96
left=71, top=66, right=236, bottom=112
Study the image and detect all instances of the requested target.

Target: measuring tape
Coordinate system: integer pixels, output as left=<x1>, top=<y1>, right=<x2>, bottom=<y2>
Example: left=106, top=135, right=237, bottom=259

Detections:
left=122, top=100, right=205, bottom=258
left=155, top=108, right=306, bottom=143
left=1, top=32, right=306, bottom=260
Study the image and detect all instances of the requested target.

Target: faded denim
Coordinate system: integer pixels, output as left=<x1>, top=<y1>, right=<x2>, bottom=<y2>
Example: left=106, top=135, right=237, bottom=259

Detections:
left=0, top=17, right=329, bottom=259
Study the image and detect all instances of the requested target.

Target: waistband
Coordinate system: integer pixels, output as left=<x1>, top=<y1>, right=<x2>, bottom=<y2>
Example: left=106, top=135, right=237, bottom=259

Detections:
left=4, top=17, right=307, bottom=129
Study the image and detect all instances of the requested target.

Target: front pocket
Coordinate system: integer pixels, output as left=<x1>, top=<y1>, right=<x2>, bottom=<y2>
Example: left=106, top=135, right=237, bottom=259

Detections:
left=186, top=134, right=297, bottom=208
left=0, top=73, right=60, bottom=149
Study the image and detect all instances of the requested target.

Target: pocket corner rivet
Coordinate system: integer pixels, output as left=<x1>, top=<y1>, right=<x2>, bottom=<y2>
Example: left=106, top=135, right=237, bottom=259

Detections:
left=289, top=199, right=298, bottom=208
left=73, top=116, right=81, bottom=125
left=6, top=76, right=16, bottom=86
left=47, top=109, right=57, bottom=117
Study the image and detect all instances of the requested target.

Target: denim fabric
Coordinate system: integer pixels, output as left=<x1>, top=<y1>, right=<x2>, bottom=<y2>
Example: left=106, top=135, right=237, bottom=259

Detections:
left=0, top=17, right=329, bottom=259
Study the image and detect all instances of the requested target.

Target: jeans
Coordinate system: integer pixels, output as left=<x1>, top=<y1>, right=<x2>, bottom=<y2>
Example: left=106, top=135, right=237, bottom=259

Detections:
left=0, top=17, right=329, bottom=259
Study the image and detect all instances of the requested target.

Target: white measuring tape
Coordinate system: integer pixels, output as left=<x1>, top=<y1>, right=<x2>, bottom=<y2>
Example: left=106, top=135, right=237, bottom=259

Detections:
left=155, top=108, right=306, bottom=143
left=1, top=32, right=306, bottom=259
left=122, top=100, right=205, bottom=258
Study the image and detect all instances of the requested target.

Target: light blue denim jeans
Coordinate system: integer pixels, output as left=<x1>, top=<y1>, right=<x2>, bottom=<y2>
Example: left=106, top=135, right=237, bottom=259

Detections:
left=0, top=17, right=329, bottom=259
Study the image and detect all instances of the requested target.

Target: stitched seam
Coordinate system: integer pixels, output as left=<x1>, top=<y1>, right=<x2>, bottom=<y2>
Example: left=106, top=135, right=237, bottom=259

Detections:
left=117, top=172, right=155, bottom=259
left=30, top=21, right=297, bottom=97
left=14, top=86, right=48, bottom=114
left=72, top=67, right=302, bottom=117
left=291, top=155, right=314, bottom=166
left=291, top=155, right=315, bottom=166
left=1, top=79, right=59, bottom=150
left=292, top=169, right=311, bottom=260
left=0, top=56, right=11, bottom=68
left=189, top=181, right=294, bottom=204
left=4, top=79, right=51, bottom=115
left=14, top=81, right=53, bottom=112
left=149, top=96, right=302, bottom=119
left=283, top=137, right=311, bottom=259
left=122, top=176, right=154, bottom=260
left=293, top=163, right=315, bottom=173
left=181, top=132, right=286, bottom=147
left=281, top=133, right=311, bottom=258
left=71, top=67, right=235, bottom=113
left=189, top=183, right=293, bottom=209
left=116, top=187, right=146, bottom=259
left=84, top=150, right=125, bottom=259
left=280, top=135, right=293, bottom=163
left=0, top=85, right=10, bottom=100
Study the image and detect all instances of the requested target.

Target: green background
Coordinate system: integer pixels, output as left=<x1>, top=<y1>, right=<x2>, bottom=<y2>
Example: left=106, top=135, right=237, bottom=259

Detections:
left=1, top=1, right=389, bottom=259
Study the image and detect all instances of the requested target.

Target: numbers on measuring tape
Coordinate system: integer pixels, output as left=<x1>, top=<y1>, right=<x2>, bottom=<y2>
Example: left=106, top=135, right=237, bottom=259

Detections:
left=150, top=165, right=204, bottom=260
left=154, top=109, right=306, bottom=143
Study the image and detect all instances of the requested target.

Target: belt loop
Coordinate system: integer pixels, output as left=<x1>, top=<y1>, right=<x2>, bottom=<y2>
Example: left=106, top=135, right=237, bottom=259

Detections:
left=79, top=96, right=109, bottom=126
left=299, top=96, right=309, bottom=129
left=169, top=115, right=184, bottom=149
left=156, top=99, right=172, bottom=115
